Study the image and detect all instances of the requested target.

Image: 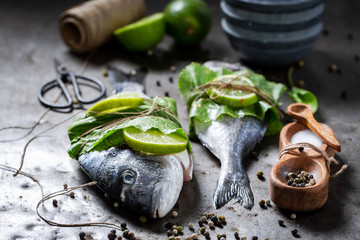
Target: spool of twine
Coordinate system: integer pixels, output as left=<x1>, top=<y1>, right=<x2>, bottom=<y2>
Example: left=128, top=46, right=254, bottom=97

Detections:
left=59, top=0, right=146, bottom=53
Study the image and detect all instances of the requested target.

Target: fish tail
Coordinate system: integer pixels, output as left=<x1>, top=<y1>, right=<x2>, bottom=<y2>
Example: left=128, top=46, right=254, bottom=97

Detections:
left=213, top=171, right=254, bottom=210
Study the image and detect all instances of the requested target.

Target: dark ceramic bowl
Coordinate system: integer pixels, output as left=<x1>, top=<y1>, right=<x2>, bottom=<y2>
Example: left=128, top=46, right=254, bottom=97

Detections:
left=221, top=19, right=322, bottom=66
left=221, top=1, right=324, bottom=31
left=220, top=0, right=324, bottom=66
left=225, top=0, right=322, bottom=13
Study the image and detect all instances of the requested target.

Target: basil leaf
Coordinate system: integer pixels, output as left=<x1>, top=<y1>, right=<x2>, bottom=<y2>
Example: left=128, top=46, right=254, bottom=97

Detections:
left=288, top=86, right=318, bottom=113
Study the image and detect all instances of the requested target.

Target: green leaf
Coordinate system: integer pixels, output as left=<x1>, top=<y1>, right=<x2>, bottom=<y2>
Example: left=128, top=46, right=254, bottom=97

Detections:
left=68, top=97, right=189, bottom=159
left=178, top=62, right=217, bottom=104
left=178, top=63, right=287, bottom=135
left=288, top=86, right=318, bottom=113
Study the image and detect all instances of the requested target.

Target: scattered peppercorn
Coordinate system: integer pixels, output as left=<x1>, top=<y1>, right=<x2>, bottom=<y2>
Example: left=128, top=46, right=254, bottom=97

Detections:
left=201, top=215, right=207, bottom=222
left=208, top=220, right=214, bottom=228
left=169, top=77, right=173, bottom=83
left=139, top=216, right=146, bottom=223
left=121, top=222, right=127, bottom=230
left=251, top=237, right=258, bottom=240
left=198, top=220, right=204, bottom=227
left=52, top=199, right=58, bottom=207
left=290, top=213, right=297, bottom=219
left=117, top=236, right=122, bottom=240
left=218, top=215, right=226, bottom=223
left=170, top=66, right=176, bottom=72
left=147, top=50, right=153, bottom=56
left=251, top=151, right=258, bottom=160
left=63, top=184, right=68, bottom=189
left=102, top=69, right=108, bottom=77
left=177, top=226, right=183, bottom=233
left=234, top=232, right=240, bottom=239
left=204, top=231, right=210, bottom=239
left=175, top=237, right=182, bottom=240
left=69, top=192, right=75, bottom=198
left=130, top=69, right=137, bottom=76
left=128, top=232, right=135, bottom=238
left=167, top=230, right=173, bottom=236
left=258, top=199, right=266, bottom=208
left=278, top=219, right=285, bottom=227
left=114, top=202, right=119, bottom=208
left=173, top=229, right=178, bottom=236
left=188, top=222, right=194, bottom=230
left=265, top=199, right=271, bottom=206
left=211, top=215, right=218, bottom=224
left=256, top=171, right=263, bottom=178
left=79, top=232, right=86, bottom=240
left=291, top=229, right=298, bottom=237
left=111, top=230, right=116, bottom=235
left=122, top=229, right=129, bottom=237
left=191, top=233, right=198, bottom=239
left=200, top=226, right=206, bottom=234
left=355, top=54, right=360, bottom=61
left=168, top=236, right=175, bottom=240
left=108, top=233, right=116, bottom=240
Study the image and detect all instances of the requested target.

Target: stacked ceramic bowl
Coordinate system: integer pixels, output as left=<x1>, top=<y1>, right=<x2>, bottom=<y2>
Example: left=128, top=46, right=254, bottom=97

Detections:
left=220, top=0, right=324, bottom=66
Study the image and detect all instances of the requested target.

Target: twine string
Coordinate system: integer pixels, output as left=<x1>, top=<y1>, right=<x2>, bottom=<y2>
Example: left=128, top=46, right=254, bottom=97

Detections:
left=36, top=181, right=124, bottom=230
left=189, top=75, right=284, bottom=118
left=279, top=142, right=348, bottom=179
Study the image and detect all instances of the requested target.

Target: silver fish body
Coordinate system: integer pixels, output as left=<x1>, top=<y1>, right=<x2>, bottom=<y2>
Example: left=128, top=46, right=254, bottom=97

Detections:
left=194, top=115, right=267, bottom=209
left=79, top=147, right=192, bottom=218
left=75, top=66, right=193, bottom=218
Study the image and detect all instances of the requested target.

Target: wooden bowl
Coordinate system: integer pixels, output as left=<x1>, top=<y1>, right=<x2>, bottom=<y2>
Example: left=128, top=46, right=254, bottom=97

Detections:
left=269, top=122, right=335, bottom=211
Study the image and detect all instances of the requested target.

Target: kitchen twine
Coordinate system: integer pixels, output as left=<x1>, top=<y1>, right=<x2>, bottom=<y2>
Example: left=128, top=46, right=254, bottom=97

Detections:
left=279, top=142, right=348, bottom=179
left=59, top=0, right=146, bottom=53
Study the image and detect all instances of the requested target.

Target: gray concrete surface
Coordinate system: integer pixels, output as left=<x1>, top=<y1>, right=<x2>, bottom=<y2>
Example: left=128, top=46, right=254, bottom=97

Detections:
left=0, top=0, right=359, bottom=239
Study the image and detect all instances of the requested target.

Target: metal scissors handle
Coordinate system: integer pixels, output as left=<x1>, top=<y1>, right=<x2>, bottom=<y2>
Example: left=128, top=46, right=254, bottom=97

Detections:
left=38, top=59, right=106, bottom=110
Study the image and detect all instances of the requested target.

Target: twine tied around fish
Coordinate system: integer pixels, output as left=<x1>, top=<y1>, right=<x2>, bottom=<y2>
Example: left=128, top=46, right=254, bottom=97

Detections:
left=75, top=97, right=179, bottom=157
left=189, top=75, right=284, bottom=118
left=279, top=142, right=348, bottom=179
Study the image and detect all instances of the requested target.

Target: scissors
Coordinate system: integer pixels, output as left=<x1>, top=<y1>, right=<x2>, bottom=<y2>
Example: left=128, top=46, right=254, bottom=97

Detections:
left=38, top=59, right=106, bottom=110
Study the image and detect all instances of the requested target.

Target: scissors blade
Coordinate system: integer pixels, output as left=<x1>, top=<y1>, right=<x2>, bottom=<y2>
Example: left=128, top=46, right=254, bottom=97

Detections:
left=53, top=58, right=63, bottom=73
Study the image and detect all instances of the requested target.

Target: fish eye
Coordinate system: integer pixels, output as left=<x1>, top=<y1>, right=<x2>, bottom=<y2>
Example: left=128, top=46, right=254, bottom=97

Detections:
left=121, top=170, right=136, bottom=184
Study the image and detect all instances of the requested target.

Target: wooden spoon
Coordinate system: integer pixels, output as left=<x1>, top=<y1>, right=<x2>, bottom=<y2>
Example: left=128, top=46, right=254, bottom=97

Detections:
left=287, top=103, right=341, bottom=152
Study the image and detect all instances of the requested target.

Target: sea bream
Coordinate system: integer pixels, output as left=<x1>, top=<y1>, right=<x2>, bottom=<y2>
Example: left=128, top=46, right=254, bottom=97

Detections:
left=179, top=61, right=284, bottom=210
left=70, top=66, right=193, bottom=218
left=200, top=61, right=266, bottom=209
left=193, top=116, right=266, bottom=209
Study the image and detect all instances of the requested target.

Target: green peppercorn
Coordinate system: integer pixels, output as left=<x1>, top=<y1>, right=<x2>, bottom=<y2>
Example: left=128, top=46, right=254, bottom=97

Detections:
left=177, top=226, right=183, bottom=232
left=168, top=236, right=175, bottom=240
left=218, top=215, right=226, bottom=222
left=200, top=227, right=206, bottom=234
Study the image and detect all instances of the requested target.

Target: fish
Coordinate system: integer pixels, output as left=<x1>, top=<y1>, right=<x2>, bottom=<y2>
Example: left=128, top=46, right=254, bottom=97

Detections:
left=75, top=66, right=193, bottom=218
left=194, top=115, right=267, bottom=210
left=194, top=61, right=267, bottom=210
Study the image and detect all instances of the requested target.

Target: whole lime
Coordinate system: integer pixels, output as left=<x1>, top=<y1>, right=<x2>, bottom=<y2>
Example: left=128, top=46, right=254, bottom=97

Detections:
left=164, top=0, right=212, bottom=46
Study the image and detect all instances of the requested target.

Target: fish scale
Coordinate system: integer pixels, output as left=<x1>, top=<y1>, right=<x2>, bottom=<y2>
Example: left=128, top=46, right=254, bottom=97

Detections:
left=194, top=115, right=267, bottom=209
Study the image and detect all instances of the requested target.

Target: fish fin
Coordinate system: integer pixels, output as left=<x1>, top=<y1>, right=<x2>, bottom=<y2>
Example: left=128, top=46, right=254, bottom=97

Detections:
left=213, top=172, right=254, bottom=210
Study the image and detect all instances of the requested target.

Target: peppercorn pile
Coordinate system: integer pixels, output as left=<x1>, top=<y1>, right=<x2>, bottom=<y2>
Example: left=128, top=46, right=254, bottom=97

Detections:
left=287, top=170, right=316, bottom=187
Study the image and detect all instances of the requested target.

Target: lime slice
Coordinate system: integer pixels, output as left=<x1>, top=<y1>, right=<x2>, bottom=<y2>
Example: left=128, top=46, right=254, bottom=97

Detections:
left=87, top=93, right=143, bottom=116
left=123, top=127, right=188, bottom=155
left=207, top=74, right=258, bottom=108
left=114, top=13, right=166, bottom=52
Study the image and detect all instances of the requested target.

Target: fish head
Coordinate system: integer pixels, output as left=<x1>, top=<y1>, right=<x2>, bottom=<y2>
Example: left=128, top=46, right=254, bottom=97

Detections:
left=115, top=152, right=184, bottom=218
left=79, top=148, right=184, bottom=218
